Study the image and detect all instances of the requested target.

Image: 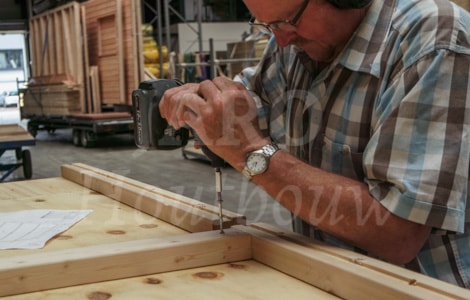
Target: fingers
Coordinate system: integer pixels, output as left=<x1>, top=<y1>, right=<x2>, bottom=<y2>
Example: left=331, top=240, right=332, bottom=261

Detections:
left=198, top=77, right=245, bottom=102
left=159, top=83, right=200, bottom=129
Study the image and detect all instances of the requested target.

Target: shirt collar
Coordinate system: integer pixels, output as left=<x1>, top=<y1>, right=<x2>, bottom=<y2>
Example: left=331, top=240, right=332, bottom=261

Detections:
left=338, top=0, right=396, bottom=77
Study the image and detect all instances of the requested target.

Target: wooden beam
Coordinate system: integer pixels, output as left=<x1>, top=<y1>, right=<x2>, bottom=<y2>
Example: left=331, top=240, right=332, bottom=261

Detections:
left=0, top=230, right=252, bottom=297
left=234, top=223, right=470, bottom=300
left=82, top=6, right=92, bottom=113
left=60, top=163, right=246, bottom=232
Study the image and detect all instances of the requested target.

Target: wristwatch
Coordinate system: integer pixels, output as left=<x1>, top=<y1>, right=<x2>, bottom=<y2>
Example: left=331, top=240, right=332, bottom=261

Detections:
left=242, top=142, right=279, bottom=180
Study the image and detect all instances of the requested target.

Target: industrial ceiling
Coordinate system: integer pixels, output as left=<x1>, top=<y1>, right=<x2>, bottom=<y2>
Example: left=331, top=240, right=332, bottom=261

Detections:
left=0, top=0, right=27, bottom=32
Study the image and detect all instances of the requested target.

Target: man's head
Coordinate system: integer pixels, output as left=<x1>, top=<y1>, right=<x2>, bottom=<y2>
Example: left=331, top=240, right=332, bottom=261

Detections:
left=244, top=0, right=371, bottom=62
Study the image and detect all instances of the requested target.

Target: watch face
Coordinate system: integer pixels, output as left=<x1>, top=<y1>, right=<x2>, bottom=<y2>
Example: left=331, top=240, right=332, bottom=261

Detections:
left=246, top=153, right=268, bottom=174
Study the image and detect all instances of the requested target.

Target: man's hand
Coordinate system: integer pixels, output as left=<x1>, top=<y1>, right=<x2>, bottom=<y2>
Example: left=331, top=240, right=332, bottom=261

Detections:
left=159, top=77, right=269, bottom=169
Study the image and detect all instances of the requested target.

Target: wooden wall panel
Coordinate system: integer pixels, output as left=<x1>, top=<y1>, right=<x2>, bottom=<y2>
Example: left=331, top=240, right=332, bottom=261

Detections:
left=29, top=3, right=83, bottom=85
left=84, top=0, right=142, bottom=106
left=84, top=0, right=124, bottom=105
left=28, top=2, right=86, bottom=114
left=122, top=0, right=143, bottom=105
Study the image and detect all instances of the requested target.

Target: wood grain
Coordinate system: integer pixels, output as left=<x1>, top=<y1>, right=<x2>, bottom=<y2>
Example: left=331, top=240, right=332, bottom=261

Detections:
left=61, top=163, right=246, bottom=232
left=0, top=230, right=252, bottom=297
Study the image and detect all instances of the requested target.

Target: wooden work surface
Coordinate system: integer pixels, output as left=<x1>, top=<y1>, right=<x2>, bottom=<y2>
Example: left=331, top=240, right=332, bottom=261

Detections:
left=1, top=164, right=470, bottom=299
left=0, top=124, right=35, bottom=146
left=0, top=176, right=187, bottom=258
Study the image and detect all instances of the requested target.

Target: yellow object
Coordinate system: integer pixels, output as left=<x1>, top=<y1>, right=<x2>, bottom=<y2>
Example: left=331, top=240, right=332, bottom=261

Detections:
left=145, top=63, right=169, bottom=78
left=142, top=24, right=153, bottom=37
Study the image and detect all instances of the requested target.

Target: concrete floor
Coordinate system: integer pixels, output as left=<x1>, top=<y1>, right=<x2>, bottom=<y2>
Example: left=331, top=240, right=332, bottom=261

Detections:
left=1, top=107, right=292, bottom=230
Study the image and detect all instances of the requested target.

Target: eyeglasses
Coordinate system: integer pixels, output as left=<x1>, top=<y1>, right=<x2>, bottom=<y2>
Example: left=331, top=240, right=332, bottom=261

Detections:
left=248, top=0, right=310, bottom=34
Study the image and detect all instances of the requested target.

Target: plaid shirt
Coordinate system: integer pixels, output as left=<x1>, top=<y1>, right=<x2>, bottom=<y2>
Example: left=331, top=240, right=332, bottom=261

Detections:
left=236, top=0, right=470, bottom=288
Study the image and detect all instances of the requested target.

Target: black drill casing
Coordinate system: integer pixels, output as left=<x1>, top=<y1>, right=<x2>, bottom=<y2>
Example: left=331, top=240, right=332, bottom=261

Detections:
left=132, top=79, right=189, bottom=150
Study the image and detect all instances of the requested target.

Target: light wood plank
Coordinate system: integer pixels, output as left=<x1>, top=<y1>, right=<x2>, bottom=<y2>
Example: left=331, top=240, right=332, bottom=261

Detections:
left=235, top=223, right=470, bottom=300
left=2, top=261, right=339, bottom=300
left=61, top=163, right=246, bottom=232
left=0, top=230, right=251, bottom=297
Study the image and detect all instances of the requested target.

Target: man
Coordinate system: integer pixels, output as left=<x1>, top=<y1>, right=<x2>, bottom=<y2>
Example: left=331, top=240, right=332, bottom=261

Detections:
left=159, top=0, right=470, bottom=287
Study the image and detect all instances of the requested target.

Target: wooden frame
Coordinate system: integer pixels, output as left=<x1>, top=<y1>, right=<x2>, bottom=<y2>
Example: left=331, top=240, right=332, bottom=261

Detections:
left=1, top=223, right=469, bottom=299
left=2, top=164, right=469, bottom=299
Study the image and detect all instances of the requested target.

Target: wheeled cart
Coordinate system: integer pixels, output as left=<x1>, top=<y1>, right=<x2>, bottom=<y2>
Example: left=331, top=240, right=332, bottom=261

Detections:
left=0, top=124, right=35, bottom=181
left=24, top=112, right=134, bottom=148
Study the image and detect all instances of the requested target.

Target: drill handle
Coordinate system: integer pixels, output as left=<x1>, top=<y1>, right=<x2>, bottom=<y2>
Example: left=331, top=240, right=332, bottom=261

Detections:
left=192, top=130, right=225, bottom=168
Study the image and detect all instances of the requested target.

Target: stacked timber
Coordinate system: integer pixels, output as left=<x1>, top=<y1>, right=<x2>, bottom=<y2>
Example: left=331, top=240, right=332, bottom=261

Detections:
left=24, top=0, right=145, bottom=116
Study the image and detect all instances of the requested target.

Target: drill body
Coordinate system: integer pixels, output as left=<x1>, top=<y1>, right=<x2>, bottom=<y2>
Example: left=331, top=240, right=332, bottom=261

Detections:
left=132, top=78, right=226, bottom=232
left=132, top=79, right=189, bottom=150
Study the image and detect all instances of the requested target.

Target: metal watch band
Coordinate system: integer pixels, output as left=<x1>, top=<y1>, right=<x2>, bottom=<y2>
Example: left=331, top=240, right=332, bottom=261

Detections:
left=261, top=142, right=279, bottom=157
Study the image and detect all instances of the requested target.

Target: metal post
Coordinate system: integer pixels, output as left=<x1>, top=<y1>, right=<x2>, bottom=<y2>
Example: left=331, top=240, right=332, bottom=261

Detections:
left=209, top=38, right=216, bottom=79
left=197, top=0, right=203, bottom=54
left=156, top=0, right=164, bottom=76
left=163, top=0, right=171, bottom=57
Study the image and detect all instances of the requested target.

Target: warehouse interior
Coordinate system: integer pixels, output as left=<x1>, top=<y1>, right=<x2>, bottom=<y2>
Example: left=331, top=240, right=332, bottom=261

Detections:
left=3, top=0, right=470, bottom=299
left=0, top=0, right=290, bottom=228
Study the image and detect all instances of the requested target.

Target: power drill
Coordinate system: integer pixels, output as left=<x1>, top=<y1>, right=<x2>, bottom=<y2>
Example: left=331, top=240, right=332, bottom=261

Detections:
left=132, top=79, right=225, bottom=233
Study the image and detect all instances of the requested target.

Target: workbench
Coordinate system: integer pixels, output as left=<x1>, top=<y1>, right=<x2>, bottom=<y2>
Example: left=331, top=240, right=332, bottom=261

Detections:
left=0, top=124, right=35, bottom=181
left=1, top=163, right=469, bottom=299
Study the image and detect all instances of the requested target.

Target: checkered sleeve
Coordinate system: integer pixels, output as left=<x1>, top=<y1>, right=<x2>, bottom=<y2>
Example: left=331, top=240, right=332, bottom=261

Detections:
left=364, top=49, right=470, bottom=233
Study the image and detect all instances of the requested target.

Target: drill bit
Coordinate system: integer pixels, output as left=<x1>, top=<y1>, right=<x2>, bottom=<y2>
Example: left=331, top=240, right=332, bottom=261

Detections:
left=215, top=167, right=224, bottom=234
left=197, top=140, right=225, bottom=234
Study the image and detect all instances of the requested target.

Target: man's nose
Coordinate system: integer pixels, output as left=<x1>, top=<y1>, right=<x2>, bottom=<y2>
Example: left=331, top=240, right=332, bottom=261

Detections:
left=274, top=31, right=297, bottom=48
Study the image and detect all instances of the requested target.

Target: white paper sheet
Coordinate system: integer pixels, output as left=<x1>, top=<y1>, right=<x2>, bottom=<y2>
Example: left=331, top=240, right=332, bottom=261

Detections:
left=0, top=209, right=93, bottom=249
